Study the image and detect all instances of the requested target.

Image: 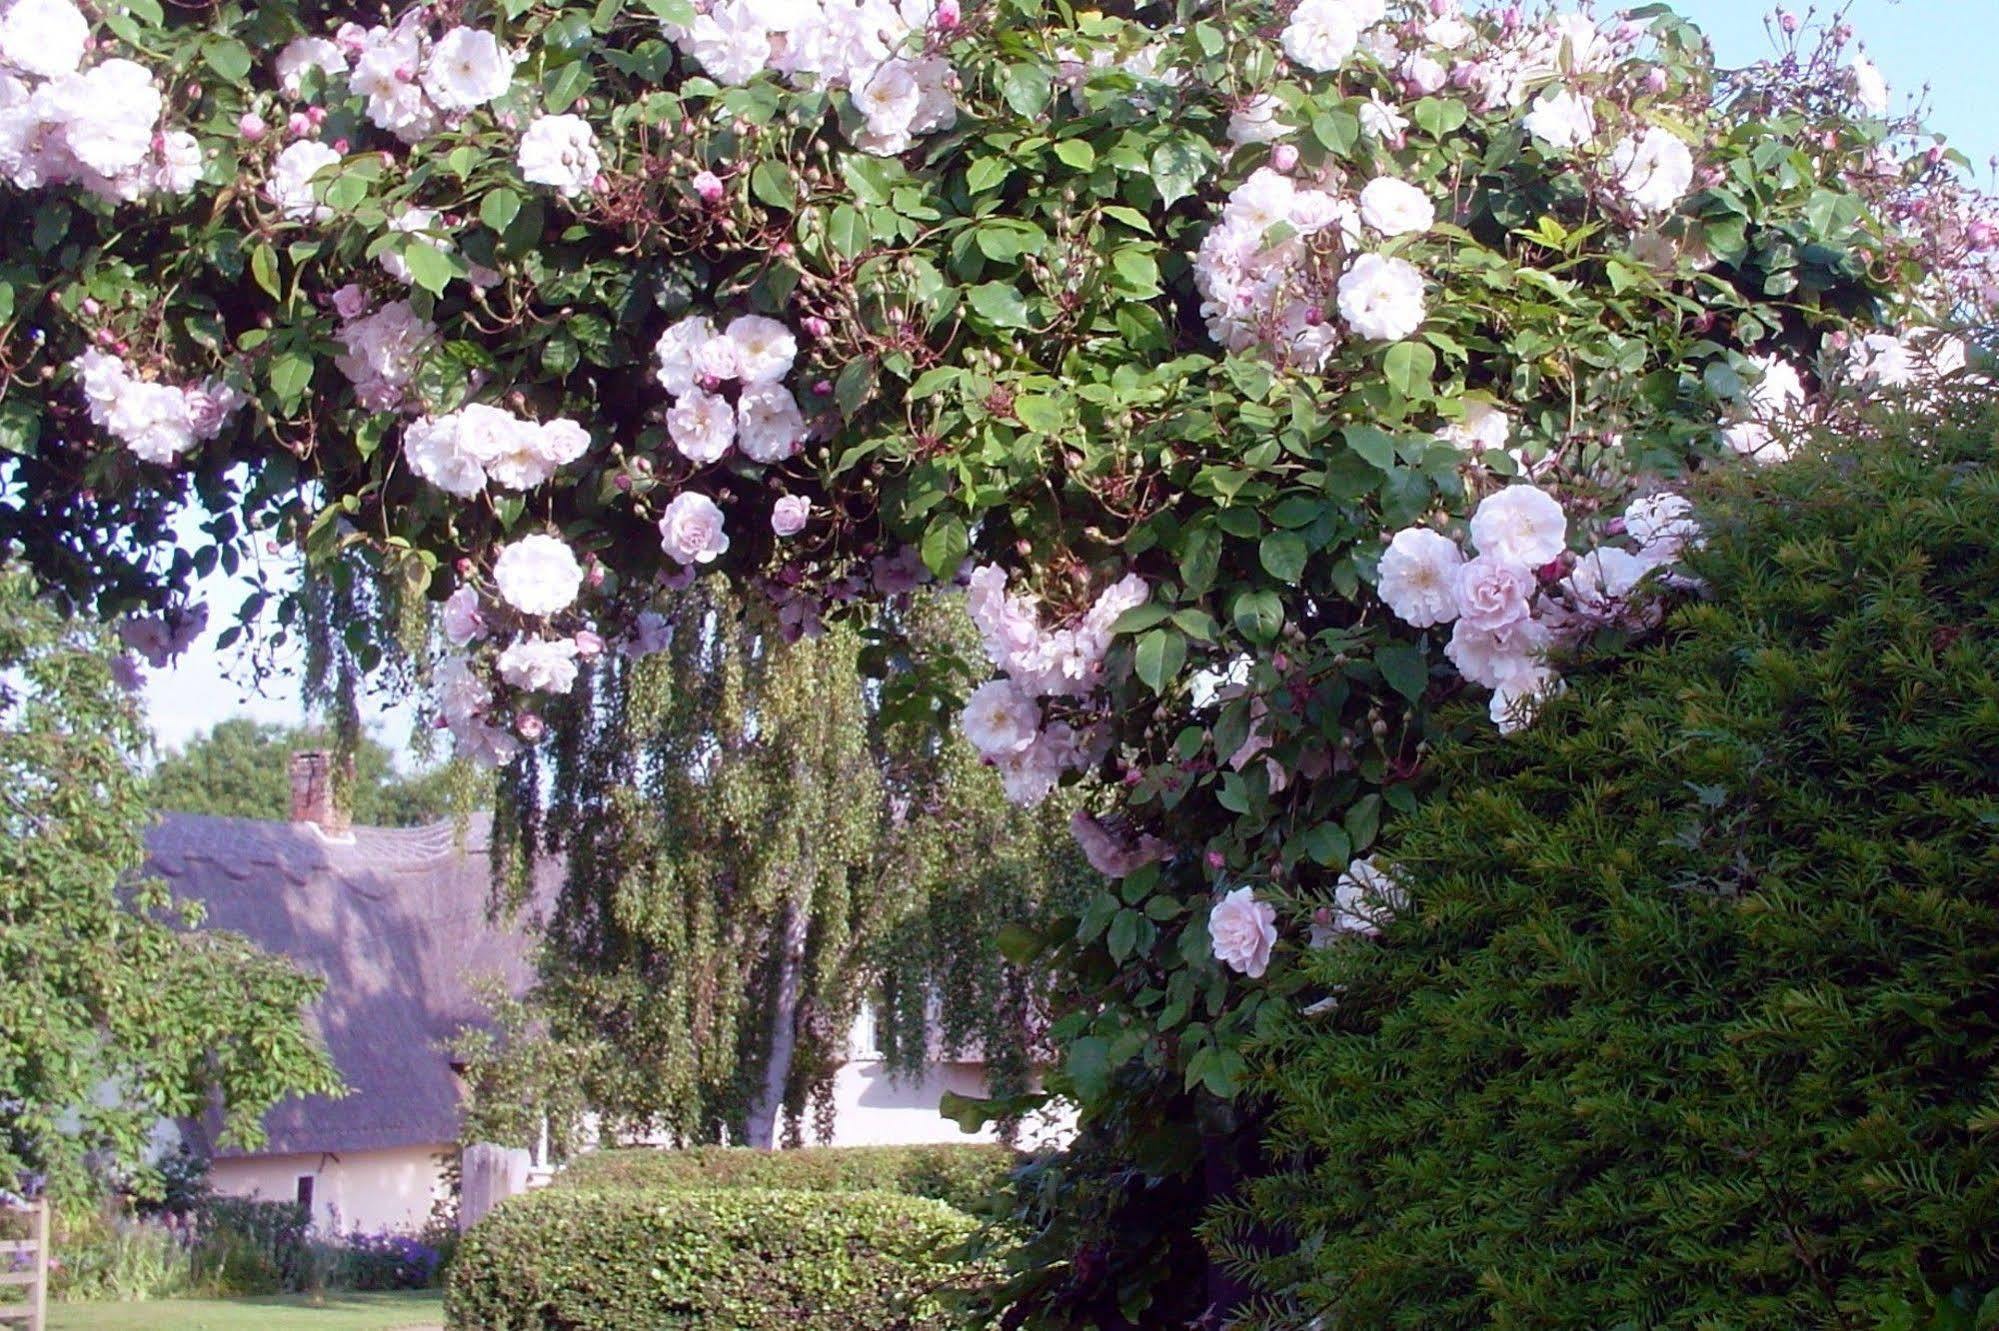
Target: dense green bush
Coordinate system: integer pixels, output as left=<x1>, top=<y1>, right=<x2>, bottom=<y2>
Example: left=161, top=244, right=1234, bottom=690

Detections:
left=1228, top=406, right=1999, bottom=1330
left=446, top=1187, right=979, bottom=1330
left=556, top=1144, right=1017, bottom=1213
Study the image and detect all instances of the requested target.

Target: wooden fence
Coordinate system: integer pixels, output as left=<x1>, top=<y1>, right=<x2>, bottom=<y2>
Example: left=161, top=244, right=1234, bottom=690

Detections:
left=0, top=1200, right=48, bottom=1331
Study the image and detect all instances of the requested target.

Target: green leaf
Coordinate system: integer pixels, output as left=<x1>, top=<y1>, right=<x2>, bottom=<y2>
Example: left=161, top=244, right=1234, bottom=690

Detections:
left=1259, top=531, right=1308, bottom=585
left=966, top=157, right=1012, bottom=194
left=1376, top=641, right=1430, bottom=704
left=1134, top=629, right=1187, bottom=695
left=543, top=58, right=592, bottom=113
left=202, top=38, right=254, bottom=83
left=1053, top=139, right=1096, bottom=170
left=833, top=358, right=875, bottom=417
left=920, top=513, right=968, bottom=578
left=1002, top=63, right=1053, bottom=117
left=1299, top=822, right=1352, bottom=868
left=1110, top=248, right=1160, bottom=294
left=641, top=0, right=696, bottom=24
left=1383, top=341, right=1437, bottom=398
left=267, top=351, right=314, bottom=405
left=1343, top=424, right=1399, bottom=470
left=1179, top=525, right=1221, bottom=596
left=749, top=161, right=796, bottom=211
left=1012, top=394, right=1063, bottom=434
left=967, top=283, right=1032, bottom=329
left=480, top=188, right=522, bottom=234
left=401, top=241, right=459, bottom=296
left=827, top=204, right=867, bottom=260
left=249, top=245, right=281, bottom=302
left=1232, top=590, right=1284, bottom=644
left=1066, top=1036, right=1112, bottom=1103
left=1107, top=908, right=1141, bottom=962
left=1149, top=139, right=1206, bottom=209
left=1412, top=97, right=1470, bottom=137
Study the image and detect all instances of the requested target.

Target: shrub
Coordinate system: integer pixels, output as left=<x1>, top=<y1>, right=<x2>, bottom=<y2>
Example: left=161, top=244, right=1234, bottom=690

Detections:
left=1228, top=408, right=1999, bottom=1329
left=329, top=1229, right=446, bottom=1291
left=556, top=1144, right=1017, bottom=1213
left=45, top=1209, right=195, bottom=1302
left=446, top=1186, right=979, bottom=1330
left=189, top=1197, right=309, bottom=1296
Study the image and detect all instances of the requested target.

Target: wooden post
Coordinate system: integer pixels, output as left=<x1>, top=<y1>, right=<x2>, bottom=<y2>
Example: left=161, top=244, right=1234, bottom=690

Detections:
left=460, top=1144, right=533, bottom=1233
left=0, top=1200, right=48, bottom=1331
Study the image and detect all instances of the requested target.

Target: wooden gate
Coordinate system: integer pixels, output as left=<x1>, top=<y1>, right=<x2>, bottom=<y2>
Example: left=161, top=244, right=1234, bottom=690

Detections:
left=0, top=1200, right=48, bottom=1331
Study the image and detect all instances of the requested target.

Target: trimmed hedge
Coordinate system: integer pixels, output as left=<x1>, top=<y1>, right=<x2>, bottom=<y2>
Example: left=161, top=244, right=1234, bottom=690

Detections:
left=1234, top=413, right=1999, bottom=1328
left=445, top=1187, right=979, bottom=1330
left=555, top=1143, right=1017, bottom=1213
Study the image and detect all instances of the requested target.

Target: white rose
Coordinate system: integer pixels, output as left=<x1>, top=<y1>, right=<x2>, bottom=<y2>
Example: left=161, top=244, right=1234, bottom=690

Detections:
left=1564, top=547, right=1650, bottom=613
left=106, top=379, right=197, bottom=464
left=496, top=635, right=581, bottom=694
left=1337, top=253, right=1426, bottom=341
left=1523, top=88, right=1595, bottom=150
left=1227, top=94, right=1288, bottom=146
left=277, top=36, right=348, bottom=95
left=423, top=28, right=517, bottom=111
left=1330, top=855, right=1405, bottom=938
left=152, top=130, right=202, bottom=194
left=43, top=59, right=160, bottom=177
left=1489, top=664, right=1561, bottom=734
left=1436, top=399, right=1511, bottom=452
left=1624, top=491, right=1698, bottom=557
left=667, top=387, right=736, bottom=464
left=1358, top=95, right=1408, bottom=142
left=1453, top=554, right=1536, bottom=631
left=1851, top=56, right=1889, bottom=116
left=725, top=314, right=797, bottom=385
left=1377, top=527, right=1464, bottom=628
left=0, top=0, right=88, bottom=79
left=1358, top=176, right=1434, bottom=237
left=1608, top=127, right=1695, bottom=216
left=959, top=678, right=1041, bottom=757
left=1399, top=51, right=1446, bottom=95
left=1208, top=886, right=1278, bottom=979
left=442, top=586, right=486, bottom=647
left=735, top=382, right=805, bottom=463
left=517, top=114, right=599, bottom=196
left=1445, top=615, right=1551, bottom=689
left=404, top=414, right=488, bottom=498
left=654, top=315, right=718, bottom=398
left=269, top=140, right=342, bottom=221
left=1468, top=484, right=1567, bottom=568
left=771, top=495, right=809, bottom=536
left=492, top=533, right=584, bottom=616
left=1280, top=0, right=1360, bottom=74
left=657, top=491, right=730, bottom=565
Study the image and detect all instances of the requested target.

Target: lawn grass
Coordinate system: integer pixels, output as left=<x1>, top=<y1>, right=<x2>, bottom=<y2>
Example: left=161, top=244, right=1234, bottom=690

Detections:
left=47, top=1290, right=444, bottom=1331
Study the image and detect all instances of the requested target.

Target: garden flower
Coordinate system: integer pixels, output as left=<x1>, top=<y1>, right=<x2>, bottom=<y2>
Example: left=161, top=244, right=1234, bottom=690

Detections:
left=1608, top=128, right=1695, bottom=215
left=1377, top=527, right=1465, bottom=628
left=959, top=678, right=1041, bottom=756
left=735, top=382, right=806, bottom=463
left=1330, top=856, right=1404, bottom=937
left=1337, top=253, right=1427, bottom=341
left=658, top=492, right=730, bottom=565
left=654, top=315, right=719, bottom=397
left=771, top=495, right=809, bottom=536
left=667, top=387, right=736, bottom=463
left=442, top=587, right=486, bottom=647
left=724, top=315, right=797, bottom=385
left=1209, top=886, right=1278, bottom=978
left=517, top=114, right=599, bottom=196
left=276, top=36, right=347, bottom=94
left=0, top=0, right=88, bottom=79
left=496, top=635, right=581, bottom=694
left=1851, top=55, right=1889, bottom=115
left=1468, top=484, right=1567, bottom=568
left=1358, top=176, right=1434, bottom=236
left=268, top=139, right=340, bottom=220
left=1445, top=614, right=1551, bottom=689
left=1281, top=0, right=1362, bottom=73
left=493, top=534, right=585, bottom=616
left=422, top=28, right=516, bottom=111
left=1453, top=554, right=1536, bottom=630
left=1523, top=88, right=1595, bottom=149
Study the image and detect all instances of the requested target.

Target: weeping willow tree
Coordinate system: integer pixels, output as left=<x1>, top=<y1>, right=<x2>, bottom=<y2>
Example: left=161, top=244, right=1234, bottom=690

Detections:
left=495, top=578, right=1096, bottom=1148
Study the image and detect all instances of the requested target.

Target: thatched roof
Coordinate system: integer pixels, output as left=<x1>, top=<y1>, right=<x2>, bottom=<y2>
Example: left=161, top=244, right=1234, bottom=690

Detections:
left=147, top=812, right=549, bottom=1158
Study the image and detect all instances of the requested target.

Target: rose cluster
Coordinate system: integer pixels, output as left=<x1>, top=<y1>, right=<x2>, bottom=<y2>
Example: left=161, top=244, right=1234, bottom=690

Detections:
left=404, top=406, right=591, bottom=498
left=957, top=565, right=1148, bottom=804
left=662, top=0, right=957, bottom=155
left=275, top=22, right=517, bottom=146
left=0, top=0, right=198, bottom=200
left=1376, top=482, right=1698, bottom=731
left=71, top=350, right=245, bottom=466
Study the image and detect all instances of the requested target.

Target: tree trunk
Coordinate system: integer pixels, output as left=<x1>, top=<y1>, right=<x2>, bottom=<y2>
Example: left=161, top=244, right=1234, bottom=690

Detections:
left=743, top=898, right=809, bottom=1149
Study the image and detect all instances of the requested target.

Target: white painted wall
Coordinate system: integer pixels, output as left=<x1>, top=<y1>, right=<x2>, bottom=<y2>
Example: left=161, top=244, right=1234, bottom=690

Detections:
left=207, top=1144, right=449, bottom=1234
left=820, top=1059, right=1073, bottom=1149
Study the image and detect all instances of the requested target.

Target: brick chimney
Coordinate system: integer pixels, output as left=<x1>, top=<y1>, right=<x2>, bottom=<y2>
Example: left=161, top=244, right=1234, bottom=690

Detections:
left=288, top=750, right=351, bottom=834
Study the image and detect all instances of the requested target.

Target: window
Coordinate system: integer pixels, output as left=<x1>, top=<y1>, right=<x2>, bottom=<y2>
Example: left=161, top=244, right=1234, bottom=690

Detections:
left=295, top=1175, right=314, bottom=1216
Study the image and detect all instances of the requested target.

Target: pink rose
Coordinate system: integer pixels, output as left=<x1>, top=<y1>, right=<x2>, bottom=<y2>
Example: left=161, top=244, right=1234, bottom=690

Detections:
left=657, top=491, right=730, bottom=566
left=1209, top=886, right=1278, bottom=979
left=1453, top=554, right=1535, bottom=631
left=771, top=495, right=809, bottom=537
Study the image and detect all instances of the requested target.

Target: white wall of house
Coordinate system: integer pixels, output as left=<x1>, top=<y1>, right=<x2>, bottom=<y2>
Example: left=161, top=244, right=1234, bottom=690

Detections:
left=208, top=1145, right=449, bottom=1234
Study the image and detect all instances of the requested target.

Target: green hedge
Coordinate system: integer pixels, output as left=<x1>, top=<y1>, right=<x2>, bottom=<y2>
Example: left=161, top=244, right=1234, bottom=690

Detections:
left=1235, top=410, right=1999, bottom=1329
left=446, top=1186, right=978, bottom=1330
left=555, top=1143, right=1017, bottom=1213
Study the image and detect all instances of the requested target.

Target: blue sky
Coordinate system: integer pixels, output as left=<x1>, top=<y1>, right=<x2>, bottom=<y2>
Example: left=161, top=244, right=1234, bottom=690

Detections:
left=140, top=0, right=1999, bottom=757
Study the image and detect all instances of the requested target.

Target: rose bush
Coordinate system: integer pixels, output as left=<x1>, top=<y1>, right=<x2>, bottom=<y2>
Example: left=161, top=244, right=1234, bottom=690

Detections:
left=0, top=0, right=1992, bottom=1319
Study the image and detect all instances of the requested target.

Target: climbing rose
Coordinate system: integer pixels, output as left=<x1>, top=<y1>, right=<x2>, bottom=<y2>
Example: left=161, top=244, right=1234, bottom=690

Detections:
left=770, top=495, right=809, bottom=536
left=442, top=586, right=486, bottom=647
left=959, top=678, right=1041, bottom=757
left=1209, top=886, right=1278, bottom=979
left=657, top=491, right=730, bottom=565
left=1358, top=177, right=1434, bottom=236
left=1608, top=127, right=1694, bottom=215
left=422, top=28, right=516, bottom=111
left=492, top=533, right=584, bottom=617
left=496, top=635, right=581, bottom=694
left=1453, top=554, right=1535, bottom=631
left=1377, top=527, right=1464, bottom=628
left=516, top=114, right=599, bottom=195
left=1468, top=484, right=1567, bottom=569
left=1337, top=253, right=1427, bottom=341
left=1523, top=88, right=1596, bottom=149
